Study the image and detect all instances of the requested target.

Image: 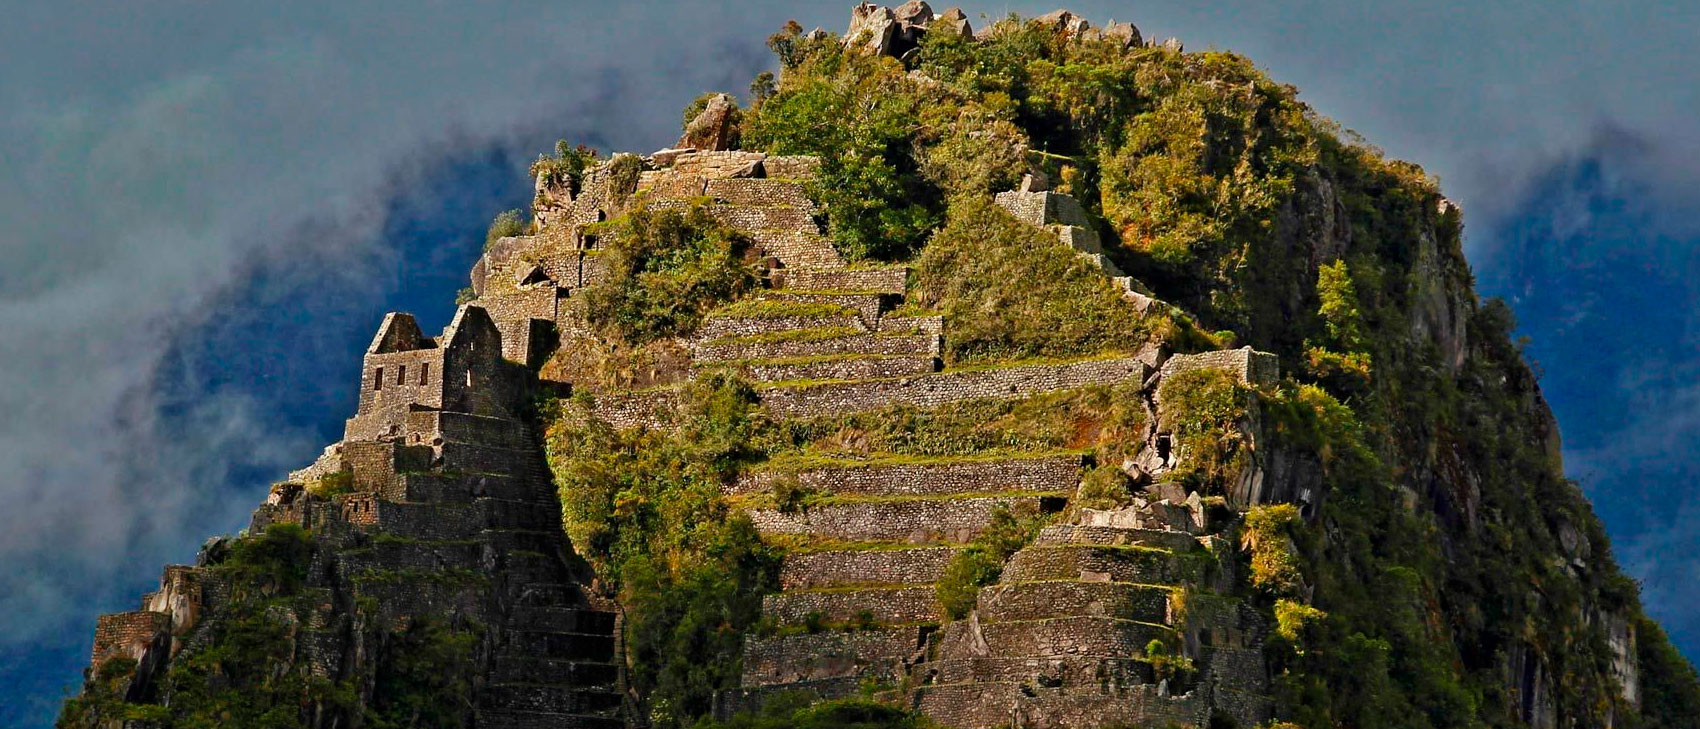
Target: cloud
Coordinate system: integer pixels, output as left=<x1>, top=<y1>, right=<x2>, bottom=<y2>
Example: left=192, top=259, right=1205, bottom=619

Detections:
left=5, top=2, right=1700, bottom=724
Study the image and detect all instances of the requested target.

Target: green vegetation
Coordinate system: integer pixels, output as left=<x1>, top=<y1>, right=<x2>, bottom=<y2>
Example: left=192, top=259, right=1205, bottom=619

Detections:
left=485, top=208, right=527, bottom=249
left=913, top=196, right=1152, bottom=364
left=530, top=139, right=598, bottom=193
left=936, top=507, right=1047, bottom=619
left=579, top=204, right=759, bottom=344
left=545, top=375, right=781, bottom=728
left=1157, top=368, right=1254, bottom=489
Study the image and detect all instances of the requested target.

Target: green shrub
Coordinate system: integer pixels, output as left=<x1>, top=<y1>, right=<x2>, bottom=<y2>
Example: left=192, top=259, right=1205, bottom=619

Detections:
left=579, top=205, right=758, bottom=344
left=1157, top=368, right=1253, bottom=488
left=546, top=375, right=780, bottom=728
left=484, top=208, right=527, bottom=249
left=913, top=196, right=1151, bottom=364
left=1241, top=504, right=1304, bottom=596
left=936, top=507, right=1046, bottom=619
left=530, top=139, right=597, bottom=191
left=741, top=39, right=943, bottom=260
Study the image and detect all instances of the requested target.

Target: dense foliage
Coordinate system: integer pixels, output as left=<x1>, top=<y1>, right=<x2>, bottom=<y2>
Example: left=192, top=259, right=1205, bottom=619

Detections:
left=738, top=13, right=1700, bottom=728
left=912, top=195, right=1153, bottom=364
left=579, top=205, right=759, bottom=345
left=546, top=376, right=781, bottom=729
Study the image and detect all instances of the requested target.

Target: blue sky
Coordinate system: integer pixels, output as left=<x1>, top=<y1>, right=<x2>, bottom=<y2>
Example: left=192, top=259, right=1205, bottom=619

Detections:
left=3, top=2, right=1698, bottom=726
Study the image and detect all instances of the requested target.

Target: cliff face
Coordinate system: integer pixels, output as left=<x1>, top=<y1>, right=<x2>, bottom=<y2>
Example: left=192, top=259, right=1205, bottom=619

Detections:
left=61, top=5, right=1700, bottom=729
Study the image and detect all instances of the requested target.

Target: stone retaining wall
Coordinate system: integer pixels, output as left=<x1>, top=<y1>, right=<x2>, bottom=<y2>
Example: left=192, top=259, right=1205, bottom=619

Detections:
left=731, top=453, right=1085, bottom=497
left=747, top=496, right=1041, bottom=543
left=1000, top=544, right=1195, bottom=585
left=762, top=586, right=941, bottom=625
left=780, top=267, right=908, bottom=293
left=779, top=547, right=958, bottom=589
left=760, top=357, right=1147, bottom=419
left=706, top=354, right=938, bottom=383
left=689, top=332, right=940, bottom=364
left=741, top=626, right=925, bottom=687
left=977, top=581, right=1170, bottom=624
left=917, top=655, right=1150, bottom=688
left=1035, top=524, right=1202, bottom=552
left=695, top=313, right=865, bottom=341
left=705, top=178, right=814, bottom=209
left=910, top=680, right=1208, bottom=729
left=1156, top=346, right=1279, bottom=388
left=953, top=616, right=1175, bottom=659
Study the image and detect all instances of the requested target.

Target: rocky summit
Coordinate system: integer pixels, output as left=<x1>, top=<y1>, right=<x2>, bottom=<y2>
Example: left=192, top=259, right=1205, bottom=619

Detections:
left=59, top=5, right=1700, bottom=729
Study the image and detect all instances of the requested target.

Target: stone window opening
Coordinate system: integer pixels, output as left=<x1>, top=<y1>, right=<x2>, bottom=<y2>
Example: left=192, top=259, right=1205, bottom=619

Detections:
left=397, top=364, right=406, bottom=385
left=419, top=362, right=429, bottom=385
left=465, top=370, right=473, bottom=388
left=373, top=367, right=383, bottom=390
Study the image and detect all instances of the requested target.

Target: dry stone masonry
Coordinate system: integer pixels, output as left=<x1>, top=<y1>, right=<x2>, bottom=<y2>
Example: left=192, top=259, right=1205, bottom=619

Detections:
left=71, top=7, right=1321, bottom=728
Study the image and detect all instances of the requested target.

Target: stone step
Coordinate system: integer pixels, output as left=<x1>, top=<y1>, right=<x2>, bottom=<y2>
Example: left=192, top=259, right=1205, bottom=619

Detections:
left=694, top=313, right=867, bottom=342
left=1034, top=524, right=1203, bottom=553
left=762, top=586, right=941, bottom=626
left=780, top=546, right=958, bottom=590
left=937, top=615, right=1177, bottom=659
left=741, top=625, right=930, bottom=688
left=779, top=267, right=909, bottom=294
left=691, top=331, right=939, bottom=364
left=746, top=496, right=1062, bottom=544
left=697, top=354, right=939, bottom=383
left=503, top=631, right=617, bottom=662
left=508, top=606, right=617, bottom=635
left=474, top=710, right=624, bottom=729
left=480, top=684, right=622, bottom=716
left=877, top=315, right=943, bottom=336
left=754, top=291, right=897, bottom=325
left=489, top=656, right=619, bottom=688
left=999, top=544, right=1198, bottom=586
left=730, top=453, right=1088, bottom=498
left=976, top=581, right=1172, bottom=624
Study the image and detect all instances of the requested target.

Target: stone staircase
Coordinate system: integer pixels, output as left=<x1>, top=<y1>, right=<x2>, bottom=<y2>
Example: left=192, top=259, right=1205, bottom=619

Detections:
left=477, top=147, right=1275, bottom=727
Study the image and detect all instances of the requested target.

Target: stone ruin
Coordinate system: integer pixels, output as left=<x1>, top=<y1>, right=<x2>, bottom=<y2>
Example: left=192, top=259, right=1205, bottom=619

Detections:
left=73, top=6, right=1324, bottom=729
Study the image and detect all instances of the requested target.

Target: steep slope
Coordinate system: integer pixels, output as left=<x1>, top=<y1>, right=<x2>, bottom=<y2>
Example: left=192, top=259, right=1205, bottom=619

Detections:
left=61, top=4, right=1700, bottom=729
